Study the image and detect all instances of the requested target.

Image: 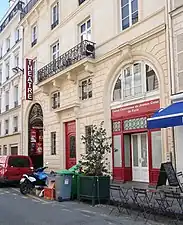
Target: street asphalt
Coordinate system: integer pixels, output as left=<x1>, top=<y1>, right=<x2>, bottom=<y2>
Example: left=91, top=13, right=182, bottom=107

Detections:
left=0, top=187, right=169, bottom=225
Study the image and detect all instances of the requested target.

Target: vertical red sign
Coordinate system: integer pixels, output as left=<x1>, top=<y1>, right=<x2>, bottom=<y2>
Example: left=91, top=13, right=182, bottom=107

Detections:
left=26, top=58, right=33, bottom=101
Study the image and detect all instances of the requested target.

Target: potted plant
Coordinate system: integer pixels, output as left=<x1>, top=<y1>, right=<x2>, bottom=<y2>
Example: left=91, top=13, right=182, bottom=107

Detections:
left=77, top=121, right=111, bottom=206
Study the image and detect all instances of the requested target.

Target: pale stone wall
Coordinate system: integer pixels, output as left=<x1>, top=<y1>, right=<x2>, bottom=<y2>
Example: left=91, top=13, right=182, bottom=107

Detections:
left=21, top=0, right=170, bottom=172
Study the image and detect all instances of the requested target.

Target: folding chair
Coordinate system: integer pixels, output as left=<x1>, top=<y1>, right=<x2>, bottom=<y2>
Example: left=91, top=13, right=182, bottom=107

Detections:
left=110, top=185, right=131, bottom=216
left=132, top=187, right=156, bottom=224
left=155, top=190, right=183, bottom=225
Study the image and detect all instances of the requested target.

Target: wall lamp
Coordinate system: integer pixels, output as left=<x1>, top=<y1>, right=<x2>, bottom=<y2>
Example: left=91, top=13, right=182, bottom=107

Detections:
left=12, top=66, right=24, bottom=74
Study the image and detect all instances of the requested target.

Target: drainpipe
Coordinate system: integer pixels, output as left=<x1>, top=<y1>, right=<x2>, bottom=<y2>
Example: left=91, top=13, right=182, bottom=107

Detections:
left=165, top=0, right=177, bottom=171
left=20, top=26, right=24, bottom=155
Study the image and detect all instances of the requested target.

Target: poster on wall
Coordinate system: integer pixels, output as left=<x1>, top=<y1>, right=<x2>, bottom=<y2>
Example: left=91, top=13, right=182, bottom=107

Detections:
left=30, top=129, right=36, bottom=154
left=25, top=58, right=33, bottom=101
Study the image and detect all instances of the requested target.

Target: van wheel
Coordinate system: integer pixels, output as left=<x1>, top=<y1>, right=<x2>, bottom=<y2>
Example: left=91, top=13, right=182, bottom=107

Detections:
left=20, top=181, right=30, bottom=195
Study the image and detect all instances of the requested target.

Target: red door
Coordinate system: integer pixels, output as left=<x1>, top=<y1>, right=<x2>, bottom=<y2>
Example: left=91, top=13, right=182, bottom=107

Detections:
left=65, top=121, right=76, bottom=169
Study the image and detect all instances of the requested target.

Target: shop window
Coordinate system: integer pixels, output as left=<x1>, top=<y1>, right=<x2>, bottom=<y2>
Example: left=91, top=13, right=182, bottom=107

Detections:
left=124, top=134, right=131, bottom=167
left=51, top=132, right=56, bottom=155
left=0, top=122, right=1, bottom=136
left=151, top=131, right=162, bottom=168
left=80, top=78, right=92, bottom=100
left=113, top=135, right=122, bottom=167
left=112, top=62, right=159, bottom=102
left=85, top=125, right=93, bottom=153
left=112, top=121, right=121, bottom=132
left=51, top=91, right=60, bottom=109
left=120, top=0, right=138, bottom=31
left=3, top=145, right=7, bottom=155
left=124, top=117, right=147, bottom=131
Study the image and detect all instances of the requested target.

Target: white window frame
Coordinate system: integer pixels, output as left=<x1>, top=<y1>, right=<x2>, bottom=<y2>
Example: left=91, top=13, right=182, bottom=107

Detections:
left=120, top=0, right=138, bottom=31
left=5, top=120, right=9, bottom=135
left=176, top=33, right=183, bottom=92
left=51, top=2, right=59, bottom=25
left=51, top=41, right=59, bottom=61
left=14, top=53, right=19, bottom=68
left=5, top=91, right=9, bottom=108
left=14, top=85, right=18, bottom=103
left=79, top=18, right=91, bottom=42
left=32, top=24, right=37, bottom=43
left=0, top=65, right=2, bottom=85
left=112, top=61, right=159, bottom=103
left=6, top=37, right=10, bottom=51
left=15, top=28, right=20, bottom=42
left=0, top=46, right=3, bottom=58
left=32, top=59, right=37, bottom=83
left=13, top=116, right=18, bottom=132
left=5, top=61, right=10, bottom=79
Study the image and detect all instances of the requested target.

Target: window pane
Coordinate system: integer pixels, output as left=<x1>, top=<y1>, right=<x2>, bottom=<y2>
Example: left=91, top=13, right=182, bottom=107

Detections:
left=124, top=135, right=131, bottom=167
left=87, top=30, right=91, bottom=41
left=141, top=134, right=148, bottom=167
left=131, top=0, right=138, bottom=13
left=8, top=157, right=30, bottom=167
left=124, top=67, right=132, bottom=97
left=146, top=65, right=158, bottom=91
left=134, top=63, right=142, bottom=95
left=122, top=17, right=130, bottom=30
left=81, top=23, right=85, bottom=33
left=70, top=136, right=76, bottom=158
left=113, top=135, right=122, bottom=167
left=152, top=131, right=162, bottom=168
left=132, top=11, right=138, bottom=24
left=122, top=5, right=129, bottom=19
left=132, top=135, right=138, bottom=167
left=87, top=19, right=91, bottom=29
left=113, top=76, right=122, bottom=101
left=121, top=0, right=129, bottom=6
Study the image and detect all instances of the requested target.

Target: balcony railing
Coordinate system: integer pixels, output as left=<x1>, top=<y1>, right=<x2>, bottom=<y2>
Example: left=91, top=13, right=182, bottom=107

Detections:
left=0, top=1, right=24, bottom=33
left=20, top=0, right=39, bottom=19
left=37, top=40, right=95, bottom=83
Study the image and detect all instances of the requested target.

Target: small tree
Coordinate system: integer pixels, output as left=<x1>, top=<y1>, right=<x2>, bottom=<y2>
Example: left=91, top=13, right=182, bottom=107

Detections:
left=79, top=121, right=112, bottom=176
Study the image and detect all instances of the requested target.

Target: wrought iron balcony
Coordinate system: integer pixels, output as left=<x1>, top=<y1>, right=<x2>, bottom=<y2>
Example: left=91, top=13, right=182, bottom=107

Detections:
left=0, top=1, right=24, bottom=33
left=37, top=40, right=95, bottom=83
left=20, top=0, right=39, bottom=19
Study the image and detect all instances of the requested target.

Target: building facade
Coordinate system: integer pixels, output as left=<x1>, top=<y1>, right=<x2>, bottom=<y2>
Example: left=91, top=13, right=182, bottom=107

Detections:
left=0, top=0, right=25, bottom=156
left=21, top=0, right=170, bottom=183
left=167, top=0, right=183, bottom=173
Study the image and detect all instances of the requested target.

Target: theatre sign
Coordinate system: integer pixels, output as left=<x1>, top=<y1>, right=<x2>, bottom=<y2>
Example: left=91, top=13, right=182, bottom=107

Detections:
left=25, top=58, right=33, bottom=101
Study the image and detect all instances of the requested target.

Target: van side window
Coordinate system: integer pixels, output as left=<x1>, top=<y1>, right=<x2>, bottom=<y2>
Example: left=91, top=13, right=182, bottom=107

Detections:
left=8, top=157, right=30, bottom=167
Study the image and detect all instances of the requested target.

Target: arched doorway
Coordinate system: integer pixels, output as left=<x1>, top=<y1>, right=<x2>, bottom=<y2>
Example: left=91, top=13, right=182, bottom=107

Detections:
left=28, top=103, right=43, bottom=169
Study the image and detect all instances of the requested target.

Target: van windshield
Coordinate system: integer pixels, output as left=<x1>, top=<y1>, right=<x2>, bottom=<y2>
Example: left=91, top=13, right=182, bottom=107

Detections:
left=8, top=157, right=30, bottom=168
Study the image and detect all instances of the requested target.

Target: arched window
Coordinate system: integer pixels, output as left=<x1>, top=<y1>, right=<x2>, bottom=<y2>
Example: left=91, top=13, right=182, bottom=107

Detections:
left=113, top=62, right=159, bottom=101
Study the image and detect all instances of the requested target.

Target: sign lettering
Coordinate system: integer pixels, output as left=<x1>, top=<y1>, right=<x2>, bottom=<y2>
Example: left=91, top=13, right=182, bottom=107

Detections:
left=111, top=99, right=160, bottom=119
left=26, top=58, right=33, bottom=101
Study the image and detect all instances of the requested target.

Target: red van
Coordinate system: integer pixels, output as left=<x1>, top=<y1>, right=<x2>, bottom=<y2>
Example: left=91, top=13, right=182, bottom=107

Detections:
left=0, top=155, right=33, bottom=184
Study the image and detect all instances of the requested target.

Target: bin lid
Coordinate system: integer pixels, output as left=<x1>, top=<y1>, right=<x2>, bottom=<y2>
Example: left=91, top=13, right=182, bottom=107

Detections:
left=56, top=169, right=74, bottom=175
left=68, top=164, right=81, bottom=173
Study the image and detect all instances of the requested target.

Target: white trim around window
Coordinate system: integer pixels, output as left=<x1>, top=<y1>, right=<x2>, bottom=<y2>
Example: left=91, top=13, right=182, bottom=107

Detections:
left=120, top=0, right=138, bottom=31
left=79, top=18, right=91, bottom=42
left=51, top=41, right=59, bottom=61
